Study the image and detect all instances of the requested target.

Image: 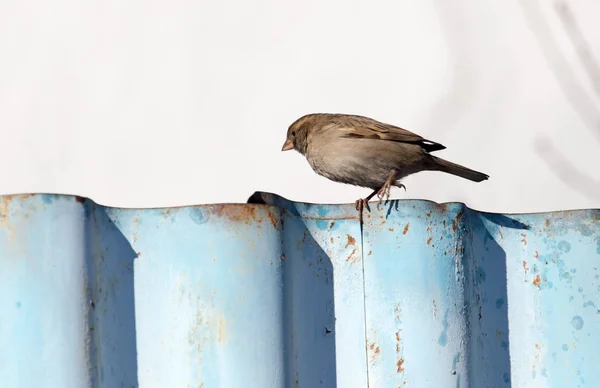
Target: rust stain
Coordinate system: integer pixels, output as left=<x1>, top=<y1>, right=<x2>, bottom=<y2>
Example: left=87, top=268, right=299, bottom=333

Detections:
left=368, top=250, right=372, bottom=256
left=534, top=251, right=539, bottom=258
left=451, top=211, right=464, bottom=232
left=330, top=221, right=335, bottom=229
left=521, top=233, right=527, bottom=246
left=280, top=253, right=285, bottom=261
left=330, top=237, right=334, bottom=243
left=0, top=194, right=35, bottom=233
left=523, top=260, right=529, bottom=272
left=267, top=210, right=279, bottom=230
left=217, top=315, right=227, bottom=344
left=345, top=234, right=356, bottom=248
left=395, top=331, right=401, bottom=343
left=345, top=248, right=358, bottom=263
left=75, top=196, right=86, bottom=204
left=427, top=237, right=432, bottom=245
left=388, top=227, right=394, bottom=232
left=212, top=204, right=257, bottom=224
left=368, top=342, right=380, bottom=361
left=545, top=219, right=550, bottom=228
left=533, top=274, right=541, bottom=288
left=403, top=223, right=410, bottom=235
left=426, top=211, right=432, bottom=217
left=397, top=359, right=405, bottom=373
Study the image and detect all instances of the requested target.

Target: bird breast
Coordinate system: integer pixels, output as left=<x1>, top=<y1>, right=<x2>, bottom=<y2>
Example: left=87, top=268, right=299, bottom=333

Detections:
left=305, top=132, right=426, bottom=189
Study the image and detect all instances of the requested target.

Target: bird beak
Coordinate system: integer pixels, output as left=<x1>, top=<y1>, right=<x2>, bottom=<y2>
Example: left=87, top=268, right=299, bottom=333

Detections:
left=281, top=139, right=294, bottom=151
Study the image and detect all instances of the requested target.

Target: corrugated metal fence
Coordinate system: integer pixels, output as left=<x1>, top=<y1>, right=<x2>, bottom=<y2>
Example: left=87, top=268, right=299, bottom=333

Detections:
left=0, top=192, right=598, bottom=387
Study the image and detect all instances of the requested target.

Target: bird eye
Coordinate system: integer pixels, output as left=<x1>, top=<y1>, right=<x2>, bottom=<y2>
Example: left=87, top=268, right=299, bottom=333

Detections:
left=292, top=131, right=296, bottom=136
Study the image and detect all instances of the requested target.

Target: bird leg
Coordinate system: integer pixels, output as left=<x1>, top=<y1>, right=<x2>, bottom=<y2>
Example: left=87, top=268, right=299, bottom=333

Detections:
left=355, top=189, right=379, bottom=223
left=377, top=170, right=401, bottom=201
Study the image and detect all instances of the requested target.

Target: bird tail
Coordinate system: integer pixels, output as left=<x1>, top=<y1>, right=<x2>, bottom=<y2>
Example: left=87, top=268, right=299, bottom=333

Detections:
left=428, top=155, right=489, bottom=182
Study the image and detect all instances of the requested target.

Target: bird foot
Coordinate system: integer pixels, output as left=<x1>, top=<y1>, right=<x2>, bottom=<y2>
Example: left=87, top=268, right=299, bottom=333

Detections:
left=376, top=181, right=393, bottom=201
left=355, top=198, right=371, bottom=223
left=355, top=198, right=371, bottom=212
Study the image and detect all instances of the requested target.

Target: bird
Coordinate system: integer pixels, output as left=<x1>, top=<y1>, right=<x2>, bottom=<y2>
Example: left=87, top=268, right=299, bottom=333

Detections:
left=281, top=113, right=489, bottom=221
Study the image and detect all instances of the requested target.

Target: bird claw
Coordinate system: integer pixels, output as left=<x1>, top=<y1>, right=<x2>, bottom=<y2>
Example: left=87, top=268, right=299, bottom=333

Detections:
left=376, top=182, right=393, bottom=201
left=355, top=198, right=371, bottom=212
left=355, top=198, right=371, bottom=223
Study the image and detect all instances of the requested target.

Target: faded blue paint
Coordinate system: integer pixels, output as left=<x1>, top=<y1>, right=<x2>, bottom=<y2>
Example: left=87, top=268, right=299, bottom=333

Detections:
left=0, top=192, right=598, bottom=387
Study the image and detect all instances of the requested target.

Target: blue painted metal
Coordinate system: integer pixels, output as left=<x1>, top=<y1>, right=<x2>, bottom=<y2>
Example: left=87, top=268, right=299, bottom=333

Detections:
left=0, top=192, right=598, bottom=387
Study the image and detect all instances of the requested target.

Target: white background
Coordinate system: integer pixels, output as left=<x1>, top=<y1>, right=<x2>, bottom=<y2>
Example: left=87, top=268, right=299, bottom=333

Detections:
left=1, top=0, right=599, bottom=213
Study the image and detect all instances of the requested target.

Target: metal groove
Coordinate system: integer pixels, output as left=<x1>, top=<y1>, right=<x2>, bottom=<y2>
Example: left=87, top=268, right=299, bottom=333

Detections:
left=0, top=192, right=598, bottom=388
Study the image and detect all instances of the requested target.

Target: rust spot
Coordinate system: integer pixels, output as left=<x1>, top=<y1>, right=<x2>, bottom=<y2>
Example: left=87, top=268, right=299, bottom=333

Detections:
left=533, top=274, right=541, bottom=288
left=427, top=237, right=432, bottom=245
left=330, top=237, right=334, bottom=243
left=75, top=196, right=86, bottom=204
left=345, top=248, right=358, bottom=262
left=388, top=227, right=394, bottom=232
left=426, top=211, right=432, bottom=217
left=534, top=251, right=539, bottom=258
left=523, top=261, right=529, bottom=272
left=345, top=234, right=356, bottom=248
left=545, top=219, right=550, bottom=228
left=397, top=359, right=405, bottom=373
left=368, top=250, right=372, bottom=256
left=330, top=221, right=335, bottom=229
left=280, top=253, right=285, bottom=261
left=136, top=252, right=141, bottom=258
left=403, top=223, right=410, bottom=235
left=267, top=210, right=279, bottom=230
left=368, top=342, right=380, bottom=361
left=521, top=233, right=527, bottom=246
left=395, top=331, right=401, bottom=342
left=217, top=315, right=227, bottom=344
left=211, top=205, right=257, bottom=224
left=451, top=211, right=464, bottom=232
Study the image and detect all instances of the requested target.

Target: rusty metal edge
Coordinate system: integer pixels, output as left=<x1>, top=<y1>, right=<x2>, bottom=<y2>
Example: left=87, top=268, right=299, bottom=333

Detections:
left=0, top=191, right=597, bottom=218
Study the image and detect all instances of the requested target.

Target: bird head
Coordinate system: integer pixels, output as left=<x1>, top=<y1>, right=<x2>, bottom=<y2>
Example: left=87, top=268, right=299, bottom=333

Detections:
left=282, top=114, right=315, bottom=155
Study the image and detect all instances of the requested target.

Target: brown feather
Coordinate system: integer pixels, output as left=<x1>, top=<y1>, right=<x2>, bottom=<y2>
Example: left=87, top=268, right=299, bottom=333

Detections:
left=313, top=114, right=446, bottom=152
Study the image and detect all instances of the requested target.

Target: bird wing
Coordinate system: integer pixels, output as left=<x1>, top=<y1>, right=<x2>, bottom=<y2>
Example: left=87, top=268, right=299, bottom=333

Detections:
left=336, top=115, right=446, bottom=153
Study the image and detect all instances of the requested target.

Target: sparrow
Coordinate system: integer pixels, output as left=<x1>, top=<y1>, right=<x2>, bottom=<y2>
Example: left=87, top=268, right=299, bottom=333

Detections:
left=281, top=113, right=489, bottom=220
